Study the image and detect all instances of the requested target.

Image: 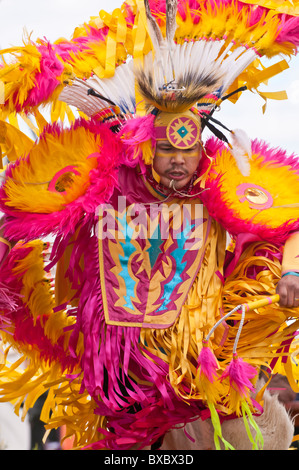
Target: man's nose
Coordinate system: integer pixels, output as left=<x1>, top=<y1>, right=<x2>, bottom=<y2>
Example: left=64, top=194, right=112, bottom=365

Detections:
left=171, top=150, right=185, bottom=163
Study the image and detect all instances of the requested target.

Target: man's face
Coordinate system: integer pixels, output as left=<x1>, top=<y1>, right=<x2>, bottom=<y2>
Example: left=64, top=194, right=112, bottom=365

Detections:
left=153, top=140, right=202, bottom=190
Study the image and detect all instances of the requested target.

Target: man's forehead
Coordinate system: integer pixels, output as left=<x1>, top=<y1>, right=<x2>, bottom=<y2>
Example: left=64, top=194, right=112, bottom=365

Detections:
left=156, top=140, right=173, bottom=147
left=155, top=140, right=201, bottom=158
left=154, top=111, right=201, bottom=150
left=156, top=139, right=199, bottom=149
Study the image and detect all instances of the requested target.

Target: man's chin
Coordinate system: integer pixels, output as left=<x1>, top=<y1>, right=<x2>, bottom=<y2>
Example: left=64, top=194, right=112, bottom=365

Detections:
left=169, top=177, right=190, bottom=190
left=159, top=175, right=191, bottom=191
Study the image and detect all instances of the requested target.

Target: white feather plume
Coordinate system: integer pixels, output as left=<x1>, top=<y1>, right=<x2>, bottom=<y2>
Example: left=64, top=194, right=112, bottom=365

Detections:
left=230, top=128, right=252, bottom=176
left=59, top=61, right=136, bottom=116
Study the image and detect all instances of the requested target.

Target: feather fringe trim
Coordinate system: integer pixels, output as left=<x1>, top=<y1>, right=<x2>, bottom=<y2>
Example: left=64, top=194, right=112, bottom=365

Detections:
left=0, top=240, right=79, bottom=371
left=0, top=119, right=123, bottom=241
left=201, top=137, right=299, bottom=243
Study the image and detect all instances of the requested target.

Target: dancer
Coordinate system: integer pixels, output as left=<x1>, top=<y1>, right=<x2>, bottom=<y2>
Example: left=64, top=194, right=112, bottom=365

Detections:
left=0, top=0, right=299, bottom=450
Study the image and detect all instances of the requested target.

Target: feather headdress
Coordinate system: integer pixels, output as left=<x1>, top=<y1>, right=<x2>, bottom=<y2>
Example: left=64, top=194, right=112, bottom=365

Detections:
left=134, top=0, right=223, bottom=113
left=1, top=0, right=299, bottom=121
left=56, top=0, right=299, bottom=115
left=1, top=0, right=299, bottom=173
left=0, top=0, right=299, bottom=453
left=57, top=0, right=299, bottom=174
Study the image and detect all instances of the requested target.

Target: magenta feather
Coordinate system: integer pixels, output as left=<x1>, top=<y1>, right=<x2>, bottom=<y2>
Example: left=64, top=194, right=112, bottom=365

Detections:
left=197, top=341, right=219, bottom=382
left=221, top=355, right=257, bottom=397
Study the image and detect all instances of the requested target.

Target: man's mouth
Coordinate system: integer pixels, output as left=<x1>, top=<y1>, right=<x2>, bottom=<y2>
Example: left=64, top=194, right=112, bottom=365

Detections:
left=167, top=170, right=188, bottom=181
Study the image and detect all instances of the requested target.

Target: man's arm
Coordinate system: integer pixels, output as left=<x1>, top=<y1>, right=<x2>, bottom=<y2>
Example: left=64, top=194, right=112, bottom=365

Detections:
left=276, top=232, right=299, bottom=308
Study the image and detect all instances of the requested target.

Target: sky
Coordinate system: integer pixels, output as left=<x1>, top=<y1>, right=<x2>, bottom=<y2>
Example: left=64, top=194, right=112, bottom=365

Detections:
left=0, top=0, right=298, bottom=154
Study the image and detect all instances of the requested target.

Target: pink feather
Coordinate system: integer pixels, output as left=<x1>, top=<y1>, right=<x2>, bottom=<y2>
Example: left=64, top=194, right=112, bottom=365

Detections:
left=120, top=114, right=156, bottom=145
left=197, top=341, right=219, bottom=382
left=276, top=15, right=299, bottom=45
left=200, top=137, right=299, bottom=244
left=221, top=355, right=257, bottom=397
left=120, top=114, right=156, bottom=163
left=16, top=42, right=64, bottom=111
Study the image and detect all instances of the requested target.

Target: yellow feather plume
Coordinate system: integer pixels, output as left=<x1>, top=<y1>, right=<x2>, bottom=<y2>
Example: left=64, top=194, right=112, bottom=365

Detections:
left=208, top=145, right=299, bottom=230
left=3, top=124, right=101, bottom=213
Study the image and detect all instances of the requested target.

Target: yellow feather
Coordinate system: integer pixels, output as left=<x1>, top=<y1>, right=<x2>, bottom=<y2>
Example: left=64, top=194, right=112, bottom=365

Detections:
left=4, top=125, right=101, bottom=213
left=0, top=119, right=34, bottom=163
left=238, top=0, right=299, bottom=16
left=209, top=146, right=299, bottom=229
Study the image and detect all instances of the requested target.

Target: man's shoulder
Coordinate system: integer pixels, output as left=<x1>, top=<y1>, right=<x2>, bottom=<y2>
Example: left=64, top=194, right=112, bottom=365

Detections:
left=116, top=164, right=144, bottom=194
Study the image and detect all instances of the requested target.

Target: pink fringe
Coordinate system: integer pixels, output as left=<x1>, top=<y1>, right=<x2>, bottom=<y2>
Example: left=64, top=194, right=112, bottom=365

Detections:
left=0, top=282, right=19, bottom=313
left=87, top=404, right=203, bottom=450
left=0, top=244, right=79, bottom=371
left=65, top=228, right=210, bottom=449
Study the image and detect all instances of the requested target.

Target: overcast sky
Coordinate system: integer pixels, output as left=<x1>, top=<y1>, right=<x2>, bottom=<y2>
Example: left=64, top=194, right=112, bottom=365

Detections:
left=0, top=0, right=298, bottom=154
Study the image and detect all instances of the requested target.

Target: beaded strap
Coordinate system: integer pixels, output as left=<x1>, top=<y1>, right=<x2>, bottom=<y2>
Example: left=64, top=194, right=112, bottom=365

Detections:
left=282, top=271, right=299, bottom=278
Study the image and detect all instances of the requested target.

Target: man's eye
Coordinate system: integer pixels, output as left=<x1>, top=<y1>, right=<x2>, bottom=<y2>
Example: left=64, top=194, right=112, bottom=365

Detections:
left=186, top=145, right=197, bottom=151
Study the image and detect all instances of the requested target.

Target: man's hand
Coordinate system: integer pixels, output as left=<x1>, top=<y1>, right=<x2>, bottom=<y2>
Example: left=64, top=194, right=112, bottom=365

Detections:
left=276, top=274, right=299, bottom=308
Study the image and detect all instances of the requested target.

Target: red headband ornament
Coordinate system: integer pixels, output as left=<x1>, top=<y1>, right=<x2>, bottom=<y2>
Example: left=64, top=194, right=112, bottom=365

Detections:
left=155, top=115, right=201, bottom=149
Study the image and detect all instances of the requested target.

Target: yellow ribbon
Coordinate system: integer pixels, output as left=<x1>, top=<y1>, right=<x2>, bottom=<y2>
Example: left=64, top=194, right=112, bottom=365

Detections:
left=105, top=30, right=118, bottom=78
left=114, top=8, right=127, bottom=44
left=223, top=60, right=289, bottom=106
left=98, top=8, right=128, bottom=78
left=20, top=112, right=40, bottom=137
left=251, top=59, right=289, bottom=86
left=0, top=237, right=11, bottom=250
left=133, top=0, right=148, bottom=60
left=0, top=118, right=34, bottom=162
left=245, top=59, right=289, bottom=112
left=260, top=90, right=288, bottom=113
left=131, top=1, right=151, bottom=114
